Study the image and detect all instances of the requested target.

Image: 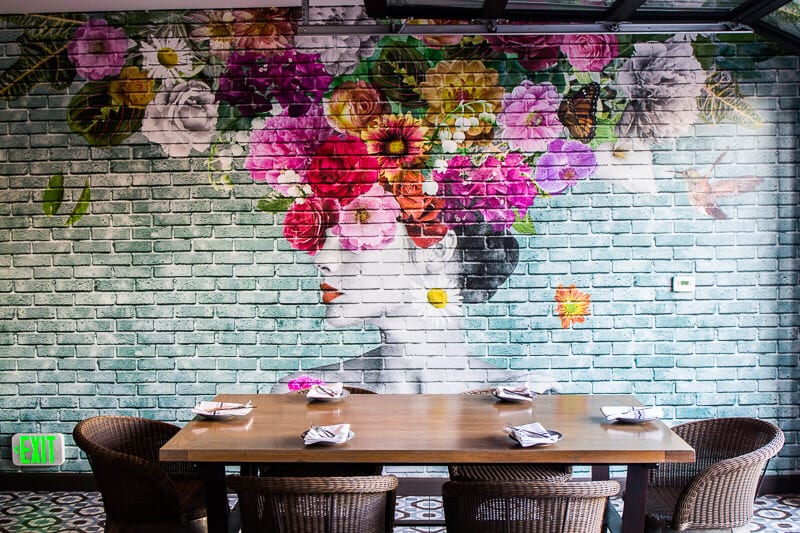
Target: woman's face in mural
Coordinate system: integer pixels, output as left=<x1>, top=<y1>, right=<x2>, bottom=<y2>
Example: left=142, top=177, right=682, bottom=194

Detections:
left=313, top=223, right=462, bottom=331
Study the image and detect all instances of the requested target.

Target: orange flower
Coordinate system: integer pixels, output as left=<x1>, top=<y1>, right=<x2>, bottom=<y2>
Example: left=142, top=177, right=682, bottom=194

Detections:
left=391, top=170, right=448, bottom=248
left=109, top=66, right=155, bottom=109
left=554, top=284, right=591, bottom=329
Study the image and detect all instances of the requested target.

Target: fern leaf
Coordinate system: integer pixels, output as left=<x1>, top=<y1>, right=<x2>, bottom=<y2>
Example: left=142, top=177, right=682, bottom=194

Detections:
left=698, top=70, right=763, bottom=129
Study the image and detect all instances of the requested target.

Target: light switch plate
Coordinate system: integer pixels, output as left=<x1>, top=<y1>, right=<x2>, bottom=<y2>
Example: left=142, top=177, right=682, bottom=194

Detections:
left=672, top=275, right=695, bottom=292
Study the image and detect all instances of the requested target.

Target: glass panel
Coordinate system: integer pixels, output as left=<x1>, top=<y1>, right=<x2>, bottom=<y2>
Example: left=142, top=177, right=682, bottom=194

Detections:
left=640, top=0, right=746, bottom=10
left=761, top=0, right=800, bottom=39
left=506, top=0, right=612, bottom=7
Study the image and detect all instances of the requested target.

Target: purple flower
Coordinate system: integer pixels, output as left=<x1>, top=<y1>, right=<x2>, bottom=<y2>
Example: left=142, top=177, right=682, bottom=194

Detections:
left=487, top=34, right=563, bottom=71
left=245, top=105, right=333, bottom=195
left=331, top=183, right=400, bottom=252
left=534, top=139, right=597, bottom=195
left=67, top=19, right=128, bottom=81
left=497, top=81, right=561, bottom=153
left=287, top=374, right=325, bottom=391
left=433, top=154, right=536, bottom=232
left=262, top=49, right=332, bottom=117
left=216, top=52, right=273, bottom=117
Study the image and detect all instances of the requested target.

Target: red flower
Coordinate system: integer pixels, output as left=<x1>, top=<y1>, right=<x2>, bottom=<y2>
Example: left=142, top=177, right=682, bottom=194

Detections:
left=307, top=135, right=380, bottom=206
left=283, top=196, right=338, bottom=255
left=391, top=170, right=448, bottom=248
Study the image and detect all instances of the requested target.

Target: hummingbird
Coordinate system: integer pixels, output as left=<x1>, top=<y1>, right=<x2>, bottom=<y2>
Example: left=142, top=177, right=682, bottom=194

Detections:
left=678, top=151, right=763, bottom=219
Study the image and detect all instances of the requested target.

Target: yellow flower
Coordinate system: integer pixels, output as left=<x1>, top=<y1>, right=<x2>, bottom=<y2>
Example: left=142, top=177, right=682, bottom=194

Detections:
left=109, top=66, right=156, bottom=109
left=555, top=284, right=591, bottom=329
left=325, top=80, right=389, bottom=134
left=418, top=59, right=503, bottom=147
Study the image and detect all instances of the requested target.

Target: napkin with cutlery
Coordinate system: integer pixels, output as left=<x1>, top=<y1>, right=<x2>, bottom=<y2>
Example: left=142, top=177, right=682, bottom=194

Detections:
left=495, top=384, right=536, bottom=402
left=303, top=423, right=351, bottom=445
left=601, top=405, right=663, bottom=422
left=192, top=401, right=253, bottom=418
left=505, top=422, right=559, bottom=447
left=306, top=382, right=344, bottom=399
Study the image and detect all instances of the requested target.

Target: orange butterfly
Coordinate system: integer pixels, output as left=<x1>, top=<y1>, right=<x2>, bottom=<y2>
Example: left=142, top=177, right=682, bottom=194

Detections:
left=558, top=82, right=600, bottom=143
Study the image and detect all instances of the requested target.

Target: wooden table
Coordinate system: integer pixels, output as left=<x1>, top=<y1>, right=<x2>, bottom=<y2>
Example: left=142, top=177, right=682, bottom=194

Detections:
left=161, top=393, right=694, bottom=533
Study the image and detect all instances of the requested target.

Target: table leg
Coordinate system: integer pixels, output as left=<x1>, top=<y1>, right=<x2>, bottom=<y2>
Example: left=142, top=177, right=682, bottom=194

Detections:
left=202, top=463, right=229, bottom=533
left=592, top=464, right=610, bottom=481
left=622, top=464, right=652, bottom=533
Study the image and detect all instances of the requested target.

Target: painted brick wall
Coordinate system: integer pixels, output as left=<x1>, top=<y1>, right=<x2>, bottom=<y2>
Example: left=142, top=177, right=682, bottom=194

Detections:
left=0, top=8, right=798, bottom=475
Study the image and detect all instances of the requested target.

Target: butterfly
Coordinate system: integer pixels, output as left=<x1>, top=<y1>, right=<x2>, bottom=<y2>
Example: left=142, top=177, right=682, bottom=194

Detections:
left=558, top=82, right=600, bottom=143
left=678, top=151, right=763, bottom=219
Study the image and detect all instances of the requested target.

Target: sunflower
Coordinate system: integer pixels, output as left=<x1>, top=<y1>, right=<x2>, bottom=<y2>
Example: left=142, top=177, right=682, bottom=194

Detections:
left=361, top=113, right=429, bottom=174
left=554, top=284, right=591, bottom=329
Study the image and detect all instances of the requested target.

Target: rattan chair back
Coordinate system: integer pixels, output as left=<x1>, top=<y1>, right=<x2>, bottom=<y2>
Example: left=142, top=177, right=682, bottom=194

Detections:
left=227, top=474, right=399, bottom=533
left=443, top=479, right=619, bottom=533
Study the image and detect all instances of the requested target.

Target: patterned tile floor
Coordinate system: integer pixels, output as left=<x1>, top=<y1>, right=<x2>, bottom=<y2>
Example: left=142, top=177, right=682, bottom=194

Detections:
left=0, top=491, right=798, bottom=532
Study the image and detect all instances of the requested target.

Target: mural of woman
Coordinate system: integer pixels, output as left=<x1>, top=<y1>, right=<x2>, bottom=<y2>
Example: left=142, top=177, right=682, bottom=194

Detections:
left=268, top=135, right=557, bottom=393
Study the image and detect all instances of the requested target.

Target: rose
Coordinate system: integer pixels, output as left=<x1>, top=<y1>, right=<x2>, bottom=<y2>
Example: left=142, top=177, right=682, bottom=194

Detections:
left=561, top=34, right=619, bottom=72
left=307, top=135, right=379, bottom=205
left=141, top=80, right=218, bottom=158
left=391, top=170, right=448, bottom=248
left=283, top=196, right=338, bottom=255
left=109, top=66, right=156, bottom=109
left=67, top=19, right=128, bottom=81
left=324, top=81, right=389, bottom=134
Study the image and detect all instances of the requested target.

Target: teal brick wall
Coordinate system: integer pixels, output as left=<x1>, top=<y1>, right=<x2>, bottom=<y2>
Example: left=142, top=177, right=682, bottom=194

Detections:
left=0, top=9, right=798, bottom=476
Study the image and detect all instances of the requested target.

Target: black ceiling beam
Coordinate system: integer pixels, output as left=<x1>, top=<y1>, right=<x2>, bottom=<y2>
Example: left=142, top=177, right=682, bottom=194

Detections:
left=749, top=20, right=800, bottom=55
left=605, top=0, right=647, bottom=22
left=482, top=0, right=509, bottom=20
left=730, top=0, right=793, bottom=25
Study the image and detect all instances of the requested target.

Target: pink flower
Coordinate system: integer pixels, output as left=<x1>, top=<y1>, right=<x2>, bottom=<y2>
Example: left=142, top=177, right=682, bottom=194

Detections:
left=562, top=34, right=619, bottom=72
left=332, top=183, right=401, bottom=252
left=246, top=106, right=333, bottom=195
left=287, top=374, right=325, bottom=391
left=67, top=19, right=128, bottom=81
left=497, top=81, right=561, bottom=153
left=283, top=197, right=338, bottom=255
left=307, top=135, right=379, bottom=206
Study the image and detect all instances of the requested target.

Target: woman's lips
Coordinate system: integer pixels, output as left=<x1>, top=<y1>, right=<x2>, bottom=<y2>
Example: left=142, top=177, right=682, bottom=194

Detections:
left=320, top=283, right=342, bottom=303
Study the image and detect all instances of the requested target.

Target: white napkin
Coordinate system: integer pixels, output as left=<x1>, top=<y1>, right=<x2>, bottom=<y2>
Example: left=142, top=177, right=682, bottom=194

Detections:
left=495, top=384, right=535, bottom=401
left=306, top=382, right=344, bottom=399
left=601, top=405, right=664, bottom=422
left=192, top=401, right=253, bottom=417
left=303, top=423, right=351, bottom=445
left=505, top=422, right=559, bottom=447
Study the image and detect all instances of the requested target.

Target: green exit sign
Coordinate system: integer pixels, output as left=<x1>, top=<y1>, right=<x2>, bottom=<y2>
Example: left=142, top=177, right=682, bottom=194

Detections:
left=12, top=433, right=65, bottom=466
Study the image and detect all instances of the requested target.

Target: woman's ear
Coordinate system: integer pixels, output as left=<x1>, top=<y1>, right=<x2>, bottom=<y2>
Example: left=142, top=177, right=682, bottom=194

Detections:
left=410, top=229, right=457, bottom=273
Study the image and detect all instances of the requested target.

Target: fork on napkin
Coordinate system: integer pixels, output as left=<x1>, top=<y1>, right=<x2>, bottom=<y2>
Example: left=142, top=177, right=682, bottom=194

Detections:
left=601, top=405, right=663, bottom=421
left=505, top=422, right=559, bottom=447
left=307, top=382, right=344, bottom=399
left=495, top=383, right=535, bottom=401
left=303, top=423, right=351, bottom=445
left=192, top=401, right=253, bottom=417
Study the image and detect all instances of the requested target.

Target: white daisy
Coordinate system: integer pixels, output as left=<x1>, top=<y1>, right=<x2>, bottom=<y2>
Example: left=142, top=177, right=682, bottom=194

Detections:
left=404, top=274, right=463, bottom=333
left=140, top=37, right=196, bottom=80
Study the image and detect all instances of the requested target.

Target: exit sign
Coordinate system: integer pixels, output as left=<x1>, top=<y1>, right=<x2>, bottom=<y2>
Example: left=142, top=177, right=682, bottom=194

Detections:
left=11, top=433, right=65, bottom=466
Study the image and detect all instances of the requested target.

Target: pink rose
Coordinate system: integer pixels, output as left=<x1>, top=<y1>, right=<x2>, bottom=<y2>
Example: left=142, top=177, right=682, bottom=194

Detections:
left=562, top=34, right=619, bottom=72
left=283, top=197, right=338, bottom=255
left=307, top=135, right=379, bottom=206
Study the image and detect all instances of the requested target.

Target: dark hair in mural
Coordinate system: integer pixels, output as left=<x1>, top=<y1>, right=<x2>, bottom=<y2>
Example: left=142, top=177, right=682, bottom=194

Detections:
left=451, top=222, right=519, bottom=304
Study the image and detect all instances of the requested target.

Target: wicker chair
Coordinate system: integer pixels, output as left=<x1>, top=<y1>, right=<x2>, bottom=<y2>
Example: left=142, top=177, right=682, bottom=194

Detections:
left=227, top=475, right=399, bottom=533
left=645, top=417, right=785, bottom=533
left=73, top=416, right=207, bottom=533
left=443, top=479, right=620, bottom=533
left=449, top=388, right=572, bottom=483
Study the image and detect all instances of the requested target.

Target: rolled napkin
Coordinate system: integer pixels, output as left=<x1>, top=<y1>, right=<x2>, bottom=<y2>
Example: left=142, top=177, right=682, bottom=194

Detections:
left=192, top=401, right=253, bottom=418
left=303, top=423, right=351, bottom=445
left=505, top=422, right=560, bottom=447
left=495, top=384, right=535, bottom=402
left=307, top=382, right=344, bottom=399
left=601, top=405, right=664, bottom=422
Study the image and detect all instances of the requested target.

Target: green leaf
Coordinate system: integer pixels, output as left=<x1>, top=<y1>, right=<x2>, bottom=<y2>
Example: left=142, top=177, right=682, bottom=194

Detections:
left=42, top=173, right=64, bottom=216
left=698, top=70, right=763, bottom=129
left=67, top=81, right=145, bottom=147
left=64, top=180, right=90, bottom=226
left=0, top=15, right=80, bottom=100
left=512, top=212, right=536, bottom=235
left=257, top=194, right=293, bottom=213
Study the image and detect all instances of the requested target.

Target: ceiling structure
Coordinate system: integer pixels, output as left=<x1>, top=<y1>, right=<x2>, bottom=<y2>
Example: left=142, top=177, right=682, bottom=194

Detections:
left=359, top=0, right=800, bottom=53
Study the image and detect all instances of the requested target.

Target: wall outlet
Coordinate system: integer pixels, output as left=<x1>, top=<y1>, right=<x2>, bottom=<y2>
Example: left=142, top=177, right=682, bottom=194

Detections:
left=672, top=275, right=695, bottom=293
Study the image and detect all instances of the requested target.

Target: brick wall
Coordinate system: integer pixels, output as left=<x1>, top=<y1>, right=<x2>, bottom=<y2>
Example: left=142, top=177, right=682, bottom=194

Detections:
left=0, top=9, right=798, bottom=474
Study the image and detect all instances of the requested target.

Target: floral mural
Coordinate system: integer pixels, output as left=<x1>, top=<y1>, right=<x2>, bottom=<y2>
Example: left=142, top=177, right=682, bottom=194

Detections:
left=0, top=8, right=776, bottom=391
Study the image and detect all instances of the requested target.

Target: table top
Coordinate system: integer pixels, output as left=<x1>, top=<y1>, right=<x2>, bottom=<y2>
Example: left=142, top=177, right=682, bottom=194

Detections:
left=160, top=393, right=695, bottom=465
